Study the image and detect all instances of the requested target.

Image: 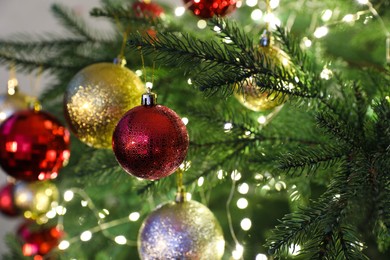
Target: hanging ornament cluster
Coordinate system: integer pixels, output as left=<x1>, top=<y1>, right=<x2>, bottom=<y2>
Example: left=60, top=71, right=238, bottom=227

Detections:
left=234, top=31, right=290, bottom=112
left=18, top=221, right=63, bottom=257
left=0, top=181, right=59, bottom=222
left=64, top=59, right=144, bottom=148
left=138, top=193, right=225, bottom=259
left=0, top=108, right=70, bottom=181
left=183, top=0, right=237, bottom=19
left=0, top=79, right=31, bottom=124
left=113, top=92, right=189, bottom=180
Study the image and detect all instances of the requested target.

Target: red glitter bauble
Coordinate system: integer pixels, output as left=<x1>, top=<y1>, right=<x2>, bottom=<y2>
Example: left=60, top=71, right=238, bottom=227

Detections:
left=133, top=0, right=164, bottom=18
left=0, top=109, right=70, bottom=182
left=183, top=0, right=237, bottom=19
left=0, top=182, right=19, bottom=217
left=113, top=102, right=189, bottom=180
left=17, top=222, right=63, bottom=257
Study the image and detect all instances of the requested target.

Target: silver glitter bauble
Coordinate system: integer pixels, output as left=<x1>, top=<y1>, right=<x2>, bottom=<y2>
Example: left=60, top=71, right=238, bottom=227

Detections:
left=138, top=198, right=225, bottom=259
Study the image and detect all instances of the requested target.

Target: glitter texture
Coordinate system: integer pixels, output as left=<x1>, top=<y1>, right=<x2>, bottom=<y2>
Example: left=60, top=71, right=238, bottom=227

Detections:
left=138, top=199, right=225, bottom=259
left=64, top=62, right=144, bottom=148
left=112, top=104, right=189, bottom=180
left=13, top=181, right=59, bottom=220
left=0, top=110, right=70, bottom=181
left=183, top=0, right=237, bottom=19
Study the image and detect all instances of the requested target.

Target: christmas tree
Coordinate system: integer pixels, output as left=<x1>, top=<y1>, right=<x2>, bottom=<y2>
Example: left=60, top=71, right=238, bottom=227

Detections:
left=0, top=0, right=389, bottom=259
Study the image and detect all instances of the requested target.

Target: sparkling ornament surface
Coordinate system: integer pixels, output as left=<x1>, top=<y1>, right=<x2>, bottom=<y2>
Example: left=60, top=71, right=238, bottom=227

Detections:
left=183, top=0, right=237, bottom=19
left=138, top=199, right=225, bottom=259
left=17, top=221, right=63, bottom=257
left=235, top=46, right=290, bottom=111
left=13, top=181, right=59, bottom=220
left=112, top=104, right=189, bottom=180
left=0, top=90, right=31, bottom=124
left=0, top=109, right=70, bottom=181
left=64, top=62, right=144, bottom=148
left=133, top=0, right=164, bottom=18
left=0, top=182, right=19, bottom=217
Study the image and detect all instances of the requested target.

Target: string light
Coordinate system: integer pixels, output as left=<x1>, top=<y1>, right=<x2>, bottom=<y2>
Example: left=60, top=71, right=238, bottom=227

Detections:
left=321, top=9, right=333, bottom=22
left=237, top=183, right=249, bottom=194
left=232, top=243, right=244, bottom=259
left=256, top=253, right=268, bottom=260
left=197, top=20, right=207, bottom=29
left=314, top=26, right=329, bottom=38
left=64, top=190, right=74, bottom=202
left=251, top=9, right=263, bottom=21
left=246, top=0, right=258, bottom=7
left=129, top=212, right=140, bottom=222
left=240, top=218, right=252, bottom=231
left=80, top=231, right=92, bottom=242
left=174, top=6, right=185, bottom=16
left=114, top=236, right=127, bottom=245
left=181, top=117, right=189, bottom=125
left=237, top=198, right=249, bottom=209
left=197, top=176, right=205, bottom=187
left=58, top=240, right=70, bottom=250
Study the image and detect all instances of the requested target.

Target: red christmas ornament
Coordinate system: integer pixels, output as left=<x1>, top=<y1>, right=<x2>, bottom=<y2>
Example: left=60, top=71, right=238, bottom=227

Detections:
left=0, top=182, right=19, bottom=217
left=17, top=222, right=63, bottom=257
left=0, top=109, right=70, bottom=182
left=183, top=0, right=237, bottom=19
left=133, top=0, right=164, bottom=18
left=113, top=92, right=189, bottom=180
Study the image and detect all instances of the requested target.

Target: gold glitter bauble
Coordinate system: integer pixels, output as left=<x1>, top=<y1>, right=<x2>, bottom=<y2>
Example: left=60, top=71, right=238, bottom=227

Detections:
left=235, top=46, right=290, bottom=112
left=13, top=181, right=59, bottom=221
left=64, top=62, right=145, bottom=148
left=138, top=198, right=225, bottom=259
left=0, top=89, right=31, bottom=124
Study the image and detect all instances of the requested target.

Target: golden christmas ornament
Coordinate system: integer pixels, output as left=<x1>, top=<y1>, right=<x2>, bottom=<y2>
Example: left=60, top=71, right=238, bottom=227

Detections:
left=0, top=79, right=32, bottom=124
left=13, top=181, right=59, bottom=221
left=64, top=61, right=144, bottom=148
left=138, top=194, right=225, bottom=259
left=235, top=45, right=290, bottom=112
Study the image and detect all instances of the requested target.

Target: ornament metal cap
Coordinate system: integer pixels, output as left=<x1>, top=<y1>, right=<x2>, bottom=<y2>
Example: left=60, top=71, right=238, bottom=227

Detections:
left=260, top=29, right=271, bottom=47
left=175, top=187, right=187, bottom=203
left=141, top=91, right=157, bottom=106
left=113, top=57, right=127, bottom=67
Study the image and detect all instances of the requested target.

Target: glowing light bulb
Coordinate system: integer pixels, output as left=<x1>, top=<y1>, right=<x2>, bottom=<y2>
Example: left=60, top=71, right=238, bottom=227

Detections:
left=175, top=7, right=185, bottom=16
left=224, top=122, right=233, bottom=131
left=256, top=253, right=268, bottom=260
left=314, top=26, right=329, bottom=38
left=246, top=0, right=258, bottom=7
left=270, top=0, right=280, bottom=9
left=237, top=198, right=249, bottom=209
left=80, top=231, right=92, bottom=242
left=231, top=170, right=242, bottom=181
left=288, top=244, right=301, bottom=256
left=146, top=82, right=153, bottom=89
left=181, top=117, right=189, bottom=125
left=217, top=170, right=224, bottom=179
left=58, top=240, right=70, bottom=250
left=129, top=212, right=140, bottom=221
left=321, top=9, right=333, bottom=21
left=115, top=236, right=127, bottom=245
left=357, top=0, right=369, bottom=4
left=197, top=176, right=205, bottom=187
left=232, top=244, right=244, bottom=259
left=64, top=190, right=74, bottom=202
left=238, top=183, right=249, bottom=194
left=135, top=70, right=143, bottom=77
left=342, top=14, right=355, bottom=23
left=257, top=115, right=267, bottom=124
left=251, top=9, right=263, bottom=21
left=197, top=20, right=207, bottom=29
left=240, top=218, right=252, bottom=231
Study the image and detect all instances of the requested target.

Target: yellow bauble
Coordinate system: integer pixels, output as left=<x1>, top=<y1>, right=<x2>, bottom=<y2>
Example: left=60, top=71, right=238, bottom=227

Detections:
left=0, top=88, right=32, bottom=124
left=234, top=46, right=290, bottom=112
left=64, top=62, right=145, bottom=148
left=13, top=181, right=59, bottom=221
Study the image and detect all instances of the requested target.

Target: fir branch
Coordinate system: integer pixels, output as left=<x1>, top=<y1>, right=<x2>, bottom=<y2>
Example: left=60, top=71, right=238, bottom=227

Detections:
left=316, top=112, right=362, bottom=148
left=279, top=145, right=347, bottom=175
left=51, top=4, right=97, bottom=40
